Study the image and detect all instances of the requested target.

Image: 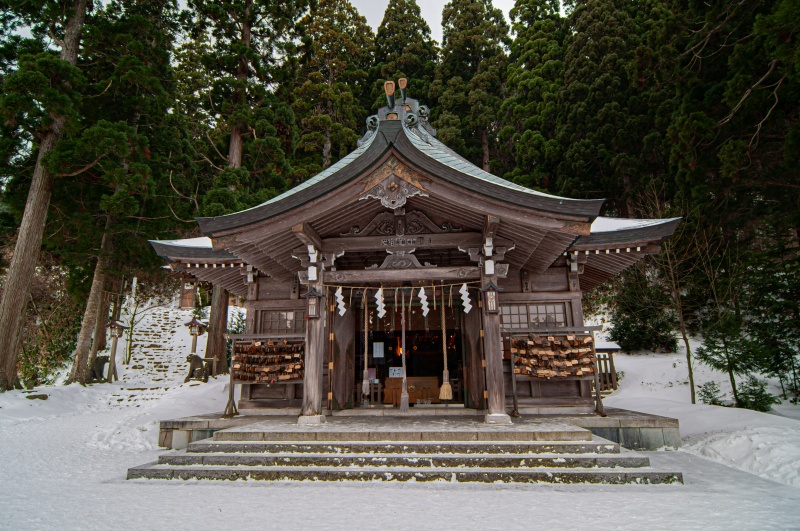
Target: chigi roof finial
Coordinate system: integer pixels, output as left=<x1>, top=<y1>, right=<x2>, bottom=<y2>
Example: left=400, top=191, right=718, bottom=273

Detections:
left=384, top=80, right=396, bottom=110
left=398, top=77, right=408, bottom=104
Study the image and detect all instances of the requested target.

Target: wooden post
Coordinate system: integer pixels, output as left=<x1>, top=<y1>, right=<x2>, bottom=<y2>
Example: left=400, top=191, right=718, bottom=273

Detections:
left=300, top=277, right=326, bottom=424
left=509, top=340, right=520, bottom=417
left=482, top=292, right=510, bottom=424
left=107, top=335, right=119, bottom=383
left=609, top=352, right=619, bottom=390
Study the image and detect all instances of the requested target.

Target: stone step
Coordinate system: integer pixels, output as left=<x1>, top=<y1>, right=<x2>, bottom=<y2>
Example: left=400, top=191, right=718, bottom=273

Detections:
left=127, top=464, right=682, bottom=484
left=187, top=437, right=621, bottom=455
left=159, top=450, right=649, bottom=469
left=213, top=422, right=593, bottom=443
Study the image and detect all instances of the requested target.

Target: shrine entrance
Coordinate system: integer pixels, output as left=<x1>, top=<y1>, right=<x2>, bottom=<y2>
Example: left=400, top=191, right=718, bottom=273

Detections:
left=348, top=288, right=469, bottom=409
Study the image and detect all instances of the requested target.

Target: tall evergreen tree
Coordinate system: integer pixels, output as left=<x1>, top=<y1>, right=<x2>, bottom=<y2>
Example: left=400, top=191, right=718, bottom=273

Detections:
left=0, top=0, right=90, bottom=391
left=499, top=0, right=564, bottom=189
left=185, top=0, right=308, bottom=216
left=292, top=0, right=374, bottom=175
left=557, top=0, right=679, bottom=218
left=370, top=0, right=438, bottom=110
left=3, top=1, right=189, bottom=386
left=429, top=0, right=509, bottom=172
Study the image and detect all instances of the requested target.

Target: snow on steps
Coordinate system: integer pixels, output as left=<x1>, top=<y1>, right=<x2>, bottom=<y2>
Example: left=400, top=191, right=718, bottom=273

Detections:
left=128, top=432, right=683, bottom=484
left=121, top=305, right=195, bottom=385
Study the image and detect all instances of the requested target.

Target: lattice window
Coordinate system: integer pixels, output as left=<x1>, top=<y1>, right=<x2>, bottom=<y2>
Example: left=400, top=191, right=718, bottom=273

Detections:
left=501, top=302, right=570, bottom=330
left=500, top=304, right=527, bottom=329
left=258, top=310, right=306, bottom=334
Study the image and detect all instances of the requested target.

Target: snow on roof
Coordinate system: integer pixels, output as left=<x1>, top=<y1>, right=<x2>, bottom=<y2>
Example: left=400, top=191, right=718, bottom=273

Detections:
left=590, top=217, right=681, bottom=234
left=153, top=237, right=213, bottom=248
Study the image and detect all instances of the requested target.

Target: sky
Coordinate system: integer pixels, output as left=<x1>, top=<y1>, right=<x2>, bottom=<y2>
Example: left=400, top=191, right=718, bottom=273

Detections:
left=350, top=0, right=516, bottom=43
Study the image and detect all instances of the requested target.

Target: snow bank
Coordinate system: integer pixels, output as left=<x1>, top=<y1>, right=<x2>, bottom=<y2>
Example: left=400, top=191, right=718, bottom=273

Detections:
left=606, top=351, right=800, bottom=487
left=684, top=426, right=800, bottom=487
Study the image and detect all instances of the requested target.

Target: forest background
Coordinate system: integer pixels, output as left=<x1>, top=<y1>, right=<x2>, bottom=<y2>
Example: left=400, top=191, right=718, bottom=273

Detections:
left=0, top=0, right=797, bottom=410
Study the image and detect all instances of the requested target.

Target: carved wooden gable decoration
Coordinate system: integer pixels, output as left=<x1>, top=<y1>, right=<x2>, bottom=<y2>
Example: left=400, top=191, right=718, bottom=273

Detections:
left=358, top=157, right=428, bottom=210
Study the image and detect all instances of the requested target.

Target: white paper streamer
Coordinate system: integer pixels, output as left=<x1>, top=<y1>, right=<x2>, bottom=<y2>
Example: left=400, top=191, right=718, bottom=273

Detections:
left=459, top=283, right=472, bottom=314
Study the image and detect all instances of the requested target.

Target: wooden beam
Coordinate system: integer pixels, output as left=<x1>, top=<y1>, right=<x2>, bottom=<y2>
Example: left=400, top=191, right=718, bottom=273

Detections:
left=291, top=232, right=512, bottom=256
left=320, top=266, right=480, bottom=284
left=483, top=215, right=500, bottom=242
left=292, top=222, right=324, bottom=250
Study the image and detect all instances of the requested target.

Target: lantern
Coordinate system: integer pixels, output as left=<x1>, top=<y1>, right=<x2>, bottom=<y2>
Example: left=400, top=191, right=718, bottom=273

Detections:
left=184, top=318, right=208, bottom=355
left=184, top=318, right=208, bottom=338
left=481, top=281, right=500, bottom=314
left=108, top=320, right=129, bottom=339
left=304, top=286, right=323, bottom=319
left=106, top=320, right=129, bottom=383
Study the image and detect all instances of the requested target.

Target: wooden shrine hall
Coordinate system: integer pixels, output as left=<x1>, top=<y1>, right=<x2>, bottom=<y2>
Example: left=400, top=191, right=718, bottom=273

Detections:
left=151, top=80, right=679, bottom=425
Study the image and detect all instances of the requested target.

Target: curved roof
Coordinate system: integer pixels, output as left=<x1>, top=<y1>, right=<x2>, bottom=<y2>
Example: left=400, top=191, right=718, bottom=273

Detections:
left=571, top=217, right=681, bottom=249
left=150, top=238, right=237, bottom=261
left=197, top=102, right=605, bottom=236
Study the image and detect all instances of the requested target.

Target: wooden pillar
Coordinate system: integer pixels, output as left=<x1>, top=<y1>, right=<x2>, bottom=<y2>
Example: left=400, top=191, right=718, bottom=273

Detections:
left=481, top=279, right=510, bottom=424
left=300, top=278, right=326, bottom=424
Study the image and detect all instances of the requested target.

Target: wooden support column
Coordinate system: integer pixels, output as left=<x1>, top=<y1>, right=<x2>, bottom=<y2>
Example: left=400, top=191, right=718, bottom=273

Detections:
left=480, top=215, right=512, bottom=424
left=300, top=276, right=326, bottom=424
left=482, top=278, right=510, bottom=424
left=295, top=225, right=329, bottom=425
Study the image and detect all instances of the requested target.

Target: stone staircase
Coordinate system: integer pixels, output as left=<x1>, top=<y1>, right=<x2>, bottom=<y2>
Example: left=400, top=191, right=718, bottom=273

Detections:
left=122, top=305, right=194, bottom=384
left=128, top=417, right=683, bottom=484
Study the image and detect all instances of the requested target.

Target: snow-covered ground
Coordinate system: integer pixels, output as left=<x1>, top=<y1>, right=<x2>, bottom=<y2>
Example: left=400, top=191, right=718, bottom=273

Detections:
left=1, top=331, right=799, bottom=529
left=605, top=349, right=800, bottom=488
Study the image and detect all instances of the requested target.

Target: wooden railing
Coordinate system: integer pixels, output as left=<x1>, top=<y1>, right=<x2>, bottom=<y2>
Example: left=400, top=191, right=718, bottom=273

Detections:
left=595, top=352, right=618, bottom=393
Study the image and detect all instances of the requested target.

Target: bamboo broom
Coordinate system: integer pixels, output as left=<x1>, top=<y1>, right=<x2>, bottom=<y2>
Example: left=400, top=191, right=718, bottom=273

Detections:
left=439, top=286, right=452, bottom=400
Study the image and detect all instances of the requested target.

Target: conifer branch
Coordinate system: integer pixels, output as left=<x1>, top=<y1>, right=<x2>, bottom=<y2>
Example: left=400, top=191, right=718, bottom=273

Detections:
left=718, top=60, right=777, bottom=126
left=749, top=75, right=785, bottom=150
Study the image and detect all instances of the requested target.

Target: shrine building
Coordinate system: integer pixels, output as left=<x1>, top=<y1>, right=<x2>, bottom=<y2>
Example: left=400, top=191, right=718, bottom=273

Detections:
left=151, top=81, right=679, bottom=425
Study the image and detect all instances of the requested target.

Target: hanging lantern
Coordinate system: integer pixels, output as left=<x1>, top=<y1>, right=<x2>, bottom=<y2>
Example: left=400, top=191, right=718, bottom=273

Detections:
left=304, top=286, right=323, bottom=319
left=481, top=281, right=500, bottom=314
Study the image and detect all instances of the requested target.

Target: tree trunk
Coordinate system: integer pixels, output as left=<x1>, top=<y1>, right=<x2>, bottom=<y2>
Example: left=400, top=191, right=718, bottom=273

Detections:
left=680, top=326, right=696, bottom=404
left=322, top=68, right=333, bottom=170
left=0, top=0, right=89, bottom=392
left=88, top=285, right=111, bottom=367
left=673, top=287, right=696, bottom=404
left=481, top=128, right=490, bottom=172
left=67, top=218, right=113, bottom=385
left=227, top=0, right=252, bottom=171
left=206, top=286, right=229, bottom=375
left=722, top=338, right=739, bottom=405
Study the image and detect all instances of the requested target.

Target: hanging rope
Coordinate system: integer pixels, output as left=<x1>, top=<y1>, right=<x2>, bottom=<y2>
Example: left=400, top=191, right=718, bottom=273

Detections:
left=362, top=290, right=370, bottom=398
left=439, top=285, right=452, bottom=400
left=327, top=286, right=334, bottom=411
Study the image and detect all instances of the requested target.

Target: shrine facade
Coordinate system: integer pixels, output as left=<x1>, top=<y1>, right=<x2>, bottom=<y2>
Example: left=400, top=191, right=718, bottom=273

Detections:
left=151, top=82, right=678, bottom=425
